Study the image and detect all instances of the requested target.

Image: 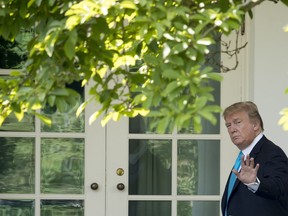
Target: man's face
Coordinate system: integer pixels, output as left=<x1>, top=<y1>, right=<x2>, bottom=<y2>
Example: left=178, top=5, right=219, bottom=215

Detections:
left=225, top=111, right=258, bottom=150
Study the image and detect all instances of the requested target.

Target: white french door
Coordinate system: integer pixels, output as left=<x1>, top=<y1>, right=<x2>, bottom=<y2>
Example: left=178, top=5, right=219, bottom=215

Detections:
left=106, top=116, right=222, bottom=216
left=0, top=94, right=222, bottom=216
left=0, top=81, right=106, bottom=215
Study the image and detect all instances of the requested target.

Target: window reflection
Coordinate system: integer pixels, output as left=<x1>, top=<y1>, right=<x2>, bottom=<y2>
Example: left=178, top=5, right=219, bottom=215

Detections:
left=129, top=201, right=171, bottom=216
left=0, top=114, right=35, bottom=132
left=177, top=140, right=220, bottom=195
left=0, top=199, right=34, bottom=216
left=41, top=138, right=84, bottom=194
left=177, top=201, right=219, bottom=216
left=0, top=137, right=35, bottom=193
left=41, top=200, right=84, bottom=215
left=129, top=139, right=172, bottom=195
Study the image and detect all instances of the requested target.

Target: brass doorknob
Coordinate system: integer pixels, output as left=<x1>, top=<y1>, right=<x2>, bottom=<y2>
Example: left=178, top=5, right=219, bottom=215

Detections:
left=116, top=183, right=125, bottom=191
left=90, top=183, right=99, bottom=190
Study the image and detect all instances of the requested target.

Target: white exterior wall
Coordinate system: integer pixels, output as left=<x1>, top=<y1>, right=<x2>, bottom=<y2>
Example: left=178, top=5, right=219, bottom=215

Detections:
left=252, top=1, right=288, bottom=154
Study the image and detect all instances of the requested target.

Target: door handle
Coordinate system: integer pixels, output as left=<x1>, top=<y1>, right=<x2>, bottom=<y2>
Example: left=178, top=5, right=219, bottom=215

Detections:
left=90, top=183, right=99, bottom=190
left=116, top=183, right=125, bottom=191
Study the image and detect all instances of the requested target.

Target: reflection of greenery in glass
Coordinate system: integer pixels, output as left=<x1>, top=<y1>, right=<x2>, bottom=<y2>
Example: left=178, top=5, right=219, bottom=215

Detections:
left=129, top=201, right=171, bottom=216
left=41, top=138, right=84, bottom=194
left=41, top=82, right=85, bottom=133
left=0, top=199, right=34, bottom=216
left=177, top=140, right=198, bottom=195
left=0, top=137, right=35, bottom=193
left=147, top=139, right=172, bottom=170
left=41, top=200, right=84, bottom=216
left=177, top=201, right=219, bottom=216
left=41, top=109, right=84, bottom=133
left=0, top=29, right=33, bottom=69
left=0, top=114, right=35, bottom=132
left=177, top=140, right=220, bottom=195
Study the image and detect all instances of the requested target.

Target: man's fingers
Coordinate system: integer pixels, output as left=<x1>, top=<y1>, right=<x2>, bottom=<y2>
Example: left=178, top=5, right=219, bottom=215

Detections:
left=249, top=157, right=255, bottom=167
left=241, top=154, right=257, bottom=168
left=255, top=163, right=260, bottom=172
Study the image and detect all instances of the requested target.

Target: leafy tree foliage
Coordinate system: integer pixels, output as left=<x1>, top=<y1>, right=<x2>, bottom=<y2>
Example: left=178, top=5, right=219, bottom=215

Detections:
left=0, top=0, right=287, bottom=133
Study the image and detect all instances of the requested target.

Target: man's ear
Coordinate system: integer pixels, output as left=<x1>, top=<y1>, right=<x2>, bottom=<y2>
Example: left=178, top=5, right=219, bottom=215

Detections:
left=253, top=122, right=260, bottom=130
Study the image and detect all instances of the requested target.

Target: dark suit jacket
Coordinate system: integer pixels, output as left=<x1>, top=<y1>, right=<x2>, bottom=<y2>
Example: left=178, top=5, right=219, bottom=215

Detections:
left=221, top=135, right=288, bottom=216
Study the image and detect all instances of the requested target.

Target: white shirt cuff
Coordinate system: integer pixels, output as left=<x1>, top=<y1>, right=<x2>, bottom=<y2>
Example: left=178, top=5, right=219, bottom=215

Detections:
left=245, top=177, right=260, bottom=193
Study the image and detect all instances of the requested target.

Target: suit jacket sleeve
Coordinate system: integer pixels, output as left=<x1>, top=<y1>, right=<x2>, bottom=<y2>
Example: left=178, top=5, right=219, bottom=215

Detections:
left=253, top=137, right=288, bottom=202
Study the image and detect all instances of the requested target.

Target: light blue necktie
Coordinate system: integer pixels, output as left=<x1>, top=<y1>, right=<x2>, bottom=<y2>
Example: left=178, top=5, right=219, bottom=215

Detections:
left=227, top=151, right=243, bottom=200
left=225, top=151, right=243, bottom=216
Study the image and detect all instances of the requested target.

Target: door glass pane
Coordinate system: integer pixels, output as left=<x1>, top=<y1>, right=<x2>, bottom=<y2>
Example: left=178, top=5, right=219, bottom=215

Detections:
left=177, top=201, right=219, bottom=216
left=0, top=76, right=35, bottom=132
left=0, top=199, right=34, bottom=216
left=0, top=114, right=35, bottom=132
left=0, top=137, right=35, bottom=193
left=129, top=139, right=172, bottom=195
left=41, top=138, right=85, bottom=194
left=41, top=200, right=84, bottom=215
left=41, top=82, right=85, bottom=133
left=129, top=201, right=171, bottom=216
left=177, top=140, right=220, bottom=195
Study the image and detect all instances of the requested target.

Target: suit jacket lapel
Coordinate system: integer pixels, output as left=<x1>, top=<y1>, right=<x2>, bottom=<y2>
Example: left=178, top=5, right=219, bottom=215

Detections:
left=249, top=135, right=265, bottom=159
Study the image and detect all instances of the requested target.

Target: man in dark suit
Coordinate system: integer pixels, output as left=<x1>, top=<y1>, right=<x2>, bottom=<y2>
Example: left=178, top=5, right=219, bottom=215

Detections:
left=221, top=101, right=288, bottom=216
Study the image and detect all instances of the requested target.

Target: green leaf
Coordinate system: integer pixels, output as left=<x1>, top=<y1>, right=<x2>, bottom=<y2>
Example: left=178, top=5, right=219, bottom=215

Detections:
left=47, top=95, right=56, bottom=107
left=161, top=81, right=179, bottom=97
left=50, top=88, right=70, bottom=96
left=89, top=110, right=102, bottom=125
left=55, top=98, right=68, bottom=112
left=172, top=42, right=188, bottom=54
left=101, top=112, right=112, bottom=126
left=186, top=48, right=198, bottom=61
left=65, top=16, right=81, bottom=30
left=77, top=100, right=89, bottom=117
left=162, top=68, right=179, bottom=79
left=156, top=116, right=170, bottom=134
left=168, top=55, right=184, bottom=66
left=14, top=110, right=24, bottom=122
left=44, top=31, right=59, bottom=57
left=193, top=116, right=202, bottom=133
left=199, top=109, right=217, bottom=125
left=35, top=112, right=52, bottom=125
left=143, top=53, right=158, bottom=66
left=219, top=0, right=231, bottom=12
left=205, top=72, right=223, bottom=82
left=11, top=102, right=21, bottom=113
left=64, top=30, right=78, bottom=60
left=120, top=0, right=137, bottom=9
left=197, top=37, right=214, bottom=46
left=49, top=0, right=56, bottom=6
